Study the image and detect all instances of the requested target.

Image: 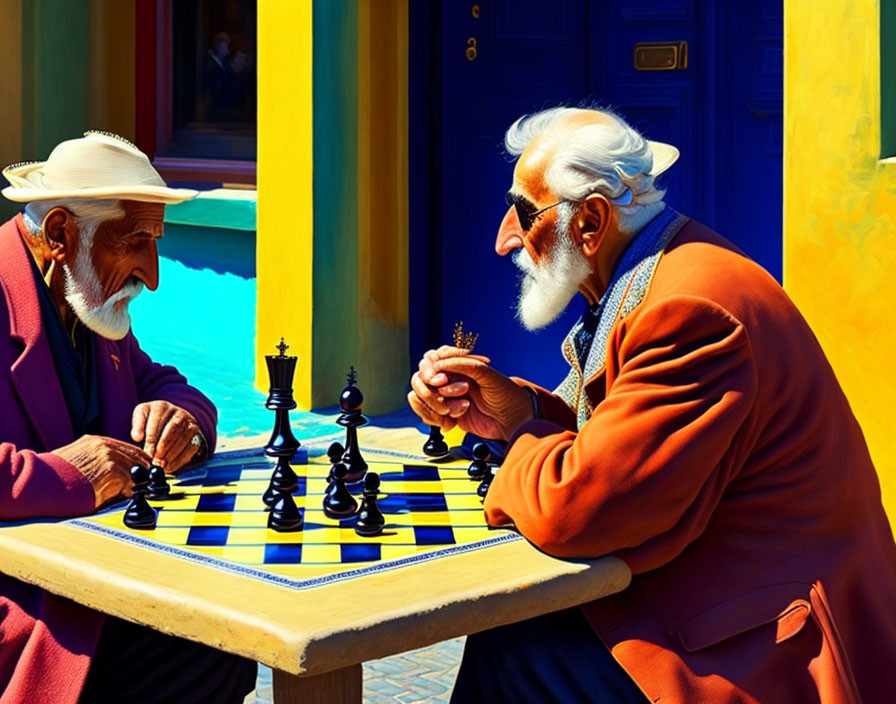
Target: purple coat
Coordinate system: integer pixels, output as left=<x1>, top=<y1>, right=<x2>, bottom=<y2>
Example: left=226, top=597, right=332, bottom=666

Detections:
left=0, top=215, right=217, bottom=703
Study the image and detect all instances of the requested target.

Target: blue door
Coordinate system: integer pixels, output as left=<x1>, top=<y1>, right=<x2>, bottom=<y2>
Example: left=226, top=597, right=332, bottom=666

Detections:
left=409, top=0, right=782, bottom=389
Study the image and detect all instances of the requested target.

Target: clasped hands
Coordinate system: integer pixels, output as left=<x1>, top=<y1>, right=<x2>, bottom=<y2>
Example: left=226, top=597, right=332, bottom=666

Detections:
left=53, top=400, right=204, bottom=509
left=408, top=346, right=534, bottom=442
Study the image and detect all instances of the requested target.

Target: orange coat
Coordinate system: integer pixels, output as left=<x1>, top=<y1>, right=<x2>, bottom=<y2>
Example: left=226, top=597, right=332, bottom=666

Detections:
left=485, top=219, right=896, bottom=703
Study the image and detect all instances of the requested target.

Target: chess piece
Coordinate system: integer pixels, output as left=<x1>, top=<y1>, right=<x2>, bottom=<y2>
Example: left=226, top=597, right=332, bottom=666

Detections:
left=326, top=442, right=345, bottom=484
left=323, top=461, right=358, bottom=519
left=262, top=456, right=299, bottom=507
left=338, top=367, right=368, bottom=482
left=263, top=339, right=302, bottom=508
left=467, top=442, right=490, bottom=480
left=355, top=472, right=385, bottom=537
left=123, top=465, right=157, bottom=529
left=268, top=491, right=303, bottom=532
left=147, top=464, right=171, bottom=500
left=477, top=465, right=496, bottom=499
left=423, top=425, right=449, bottom=458
left=264, top=338, right=301, bottom=457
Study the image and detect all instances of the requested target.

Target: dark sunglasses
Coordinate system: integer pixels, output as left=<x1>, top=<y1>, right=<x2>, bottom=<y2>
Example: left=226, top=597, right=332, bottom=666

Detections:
left=505, top=192, right=567, bottom=232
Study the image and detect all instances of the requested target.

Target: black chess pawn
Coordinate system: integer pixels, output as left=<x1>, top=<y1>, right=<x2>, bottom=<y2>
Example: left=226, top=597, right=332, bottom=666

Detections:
left=262, top=456, right=299, bottom=507
left=423, top=425, right=449, bottom=458
left=268, top=491, right=303, bottom=532
left=147, top=464, right=171, bottom=500
left=477, top=465, right=497, bottom=500
left=467, top=442, right=490, bottom=480
left=355, top=472, right=386, bottom=537
left=326, top=441, right=345, bottom=484
left=124, top=465, right=157, bottom=530
left=323, top=461, right=358, bottom=519
left=338, top=367, right=369, bottom=482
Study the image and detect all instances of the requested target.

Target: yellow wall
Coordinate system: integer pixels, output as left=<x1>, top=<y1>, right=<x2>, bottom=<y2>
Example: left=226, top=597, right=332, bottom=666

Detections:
left=256, top=1, right=314, bottom=407
left=785, top=0, right=896, bottom=517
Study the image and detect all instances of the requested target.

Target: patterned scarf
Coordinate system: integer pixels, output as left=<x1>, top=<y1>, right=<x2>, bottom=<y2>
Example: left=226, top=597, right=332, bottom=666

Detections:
left=554, top=207, right=689, bottom=429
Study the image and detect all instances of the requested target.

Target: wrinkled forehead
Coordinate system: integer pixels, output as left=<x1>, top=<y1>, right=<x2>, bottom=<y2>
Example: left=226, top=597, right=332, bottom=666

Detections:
left=118, top=200, right=165, bottom=224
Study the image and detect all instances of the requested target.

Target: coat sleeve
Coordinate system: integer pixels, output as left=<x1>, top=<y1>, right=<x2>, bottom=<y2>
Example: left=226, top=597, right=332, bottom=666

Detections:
left=125, top=333, right=218, bottom=459
left=0, top=444, right=95, bottom=520
left=484, top=296, right=758, bottom=574
left=512, top=378, right=578, bottom=432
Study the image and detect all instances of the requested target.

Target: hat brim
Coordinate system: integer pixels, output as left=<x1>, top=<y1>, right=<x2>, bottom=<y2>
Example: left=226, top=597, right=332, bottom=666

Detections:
left=648, top=140, right=679, bottom=177
left=1, top=184, right=199, bottom=205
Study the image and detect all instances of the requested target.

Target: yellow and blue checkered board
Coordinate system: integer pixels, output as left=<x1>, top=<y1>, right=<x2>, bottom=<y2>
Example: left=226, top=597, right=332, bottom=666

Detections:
left=69, top=447, right=520, bottom=590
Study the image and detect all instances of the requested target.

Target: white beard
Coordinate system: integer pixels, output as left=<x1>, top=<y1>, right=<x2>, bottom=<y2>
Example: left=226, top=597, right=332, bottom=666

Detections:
left=62, top=246, right=144, bottom=341
left=512, top=223, right=591, bottom=331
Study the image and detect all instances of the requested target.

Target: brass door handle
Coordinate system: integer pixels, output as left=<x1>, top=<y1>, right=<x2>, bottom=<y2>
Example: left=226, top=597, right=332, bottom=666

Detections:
left=466, top=37, right=478, bottom=61
left=633, top=41, right=688, bottom=71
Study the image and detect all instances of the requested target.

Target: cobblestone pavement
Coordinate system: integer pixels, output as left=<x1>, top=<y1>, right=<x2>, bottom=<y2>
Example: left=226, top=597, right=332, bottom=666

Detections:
left=249, top=637, right=464, bottom=704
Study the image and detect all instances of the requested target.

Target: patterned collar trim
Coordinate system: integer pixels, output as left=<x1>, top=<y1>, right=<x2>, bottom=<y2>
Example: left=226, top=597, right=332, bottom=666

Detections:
left=554, top=207, right=690, bottom=428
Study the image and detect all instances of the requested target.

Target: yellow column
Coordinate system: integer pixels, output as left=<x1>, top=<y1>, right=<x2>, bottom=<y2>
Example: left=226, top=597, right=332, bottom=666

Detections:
left=784, top=0, right=896, bottom=519
left=256, top=1, right=314, bottom=407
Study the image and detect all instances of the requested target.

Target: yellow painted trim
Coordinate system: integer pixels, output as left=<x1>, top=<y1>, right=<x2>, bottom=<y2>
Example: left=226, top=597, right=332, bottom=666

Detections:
left=256, top=1, right=314, bottom=407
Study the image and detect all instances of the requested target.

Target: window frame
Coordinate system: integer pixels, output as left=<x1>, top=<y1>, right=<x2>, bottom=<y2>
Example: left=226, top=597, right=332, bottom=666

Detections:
left=135, top=0, right=256, bottom=185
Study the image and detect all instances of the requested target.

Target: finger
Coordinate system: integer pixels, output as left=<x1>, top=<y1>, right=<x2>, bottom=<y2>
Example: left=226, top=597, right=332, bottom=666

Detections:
left=106, top=436, right=152, bottom=465
left=444, top=398, right=471, bottom=418
left=433, top=356, right=495, bottom=382
left=410, top=373, right=451, bottom=415
left=154, top=413, right=193, bottom=463
left=432, top=346, right=490, bottom=365
left=166, top=440, right=199, bottom=474
left=143, top=403, right=175, bottom=457
left=407, top=391, right=456, bottom=430
left=130, top=403, right=151, bottom=442
left=440, top=380, right=470, bottom=397
left=418, top=355, right=441, bottom=385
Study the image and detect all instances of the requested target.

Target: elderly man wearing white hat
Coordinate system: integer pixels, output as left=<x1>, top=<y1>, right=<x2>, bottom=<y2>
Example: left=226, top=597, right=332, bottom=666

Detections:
left=0, top=132, right=256, bottom=703
left=408, top=107, right=896, bottom=703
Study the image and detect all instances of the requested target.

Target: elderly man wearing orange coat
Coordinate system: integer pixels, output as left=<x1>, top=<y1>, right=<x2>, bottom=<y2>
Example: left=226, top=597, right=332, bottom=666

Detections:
left=409, top=107, right=896, bottom=703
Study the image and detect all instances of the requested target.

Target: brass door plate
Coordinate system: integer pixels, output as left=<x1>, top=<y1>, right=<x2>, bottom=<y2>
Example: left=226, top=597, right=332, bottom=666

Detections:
left=633, top=41, right=688, bottom=71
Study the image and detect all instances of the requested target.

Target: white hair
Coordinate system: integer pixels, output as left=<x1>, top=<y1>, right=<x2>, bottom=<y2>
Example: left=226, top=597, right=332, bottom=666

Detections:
left=505, top=107, right=666, bottom=234
left=22, top=198, right=141, bottom=340
left=23, top=198, right=125, bottom=249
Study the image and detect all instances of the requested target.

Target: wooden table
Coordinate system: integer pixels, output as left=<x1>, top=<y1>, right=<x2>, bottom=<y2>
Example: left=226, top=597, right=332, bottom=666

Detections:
left=0, top=428, right=631, bottom=703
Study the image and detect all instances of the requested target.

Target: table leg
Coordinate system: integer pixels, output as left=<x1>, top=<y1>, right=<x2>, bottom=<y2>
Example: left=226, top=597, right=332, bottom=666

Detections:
left=272, top=664, right=362, bottom=704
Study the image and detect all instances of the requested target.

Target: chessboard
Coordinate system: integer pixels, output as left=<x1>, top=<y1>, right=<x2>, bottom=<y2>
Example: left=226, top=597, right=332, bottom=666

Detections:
left=68, top=446, right=521, bottom=591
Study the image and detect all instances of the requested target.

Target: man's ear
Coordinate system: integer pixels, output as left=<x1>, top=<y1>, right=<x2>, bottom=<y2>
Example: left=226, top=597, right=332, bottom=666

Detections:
left=574, top=193, right=612, bottom=258
left=42, top=207, right=79, bottom=264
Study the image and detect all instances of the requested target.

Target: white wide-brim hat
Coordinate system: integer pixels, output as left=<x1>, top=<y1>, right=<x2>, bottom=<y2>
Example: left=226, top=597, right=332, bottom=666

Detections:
left=2, top=131, right=199, bottom=204
left=647, top=140, right=679, bottom=177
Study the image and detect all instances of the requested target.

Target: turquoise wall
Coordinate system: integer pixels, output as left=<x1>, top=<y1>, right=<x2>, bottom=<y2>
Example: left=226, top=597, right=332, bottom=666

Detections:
left=130, top=221, right=268, bottom=437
